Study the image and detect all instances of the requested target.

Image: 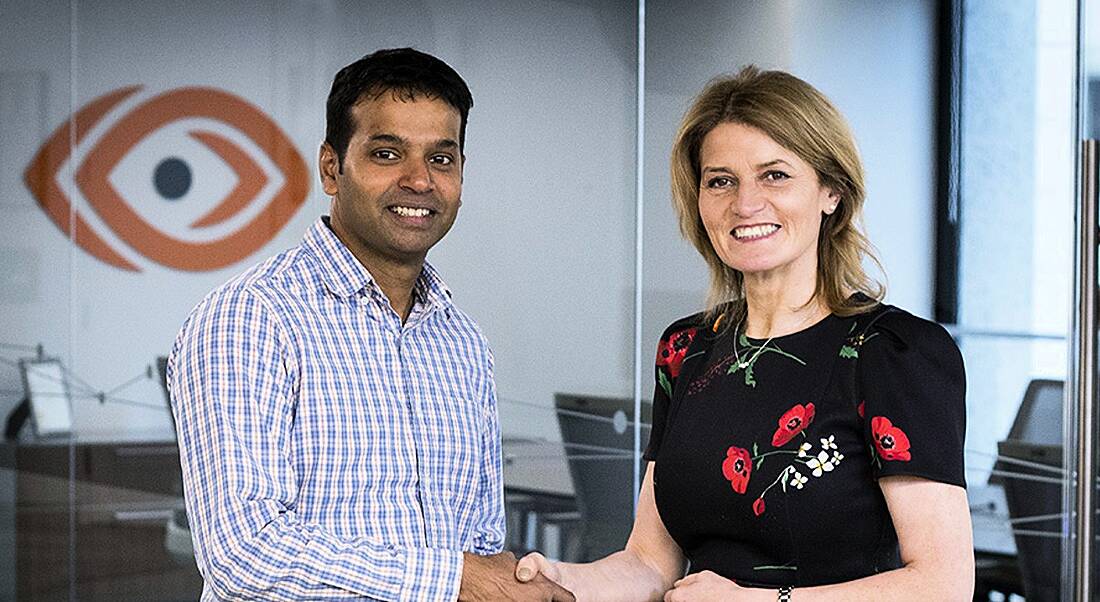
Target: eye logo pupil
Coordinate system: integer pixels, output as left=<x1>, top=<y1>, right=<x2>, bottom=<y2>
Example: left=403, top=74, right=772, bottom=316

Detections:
left=154, top=157, right=191, bottom=200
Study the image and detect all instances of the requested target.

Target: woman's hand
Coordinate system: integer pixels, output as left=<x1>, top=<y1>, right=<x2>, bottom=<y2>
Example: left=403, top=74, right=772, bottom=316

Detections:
left=515, top=551, right=563, bottom=586
left=665, top=571, right=764, bottom=602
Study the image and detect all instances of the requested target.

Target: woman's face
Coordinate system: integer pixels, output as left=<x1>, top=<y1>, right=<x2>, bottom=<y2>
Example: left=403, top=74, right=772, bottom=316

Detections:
left=697, top=122, right=836, bottom=286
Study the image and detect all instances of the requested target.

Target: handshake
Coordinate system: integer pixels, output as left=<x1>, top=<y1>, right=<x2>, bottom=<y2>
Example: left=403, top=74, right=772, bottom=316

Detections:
left=458, top=551, right=573, bottom=601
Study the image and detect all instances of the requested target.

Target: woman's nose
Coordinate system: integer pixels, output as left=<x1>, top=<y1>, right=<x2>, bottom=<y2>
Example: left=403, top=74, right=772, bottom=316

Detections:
left=731, top=181, right=766, bottom=217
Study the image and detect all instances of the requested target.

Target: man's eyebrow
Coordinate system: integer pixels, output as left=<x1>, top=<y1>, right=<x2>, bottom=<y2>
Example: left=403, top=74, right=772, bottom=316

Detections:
left=366, top=134, right=458, bottom=151
left=368, top=133, right=405, bottom=145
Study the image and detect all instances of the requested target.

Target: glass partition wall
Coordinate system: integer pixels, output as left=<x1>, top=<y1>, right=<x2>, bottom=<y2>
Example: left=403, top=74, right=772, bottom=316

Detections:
left=0, top=1, right=641, bottom=598
left=2, top=0, right=1099, bottom=599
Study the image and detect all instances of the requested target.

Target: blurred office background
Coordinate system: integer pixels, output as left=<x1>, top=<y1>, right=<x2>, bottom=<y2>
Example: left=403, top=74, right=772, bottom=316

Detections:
left=0, top=0, right=1090, bottom=599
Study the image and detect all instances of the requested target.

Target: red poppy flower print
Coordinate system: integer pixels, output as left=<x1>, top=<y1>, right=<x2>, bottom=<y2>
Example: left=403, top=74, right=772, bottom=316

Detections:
left=722, top=446, right=752, bottom=494
left=771, top=403, right=816, bottom=447
left=656, top=328, right=698, bottom=378
left=857, top=401, right=865, bottom=419
left=871, top=416, right=911, bottom=462
left=752, top=498, right=766, bottom=516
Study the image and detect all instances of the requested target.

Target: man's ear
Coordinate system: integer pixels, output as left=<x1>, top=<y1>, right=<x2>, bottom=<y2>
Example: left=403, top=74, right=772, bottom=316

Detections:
left=319, top=142, right=340, bottom=196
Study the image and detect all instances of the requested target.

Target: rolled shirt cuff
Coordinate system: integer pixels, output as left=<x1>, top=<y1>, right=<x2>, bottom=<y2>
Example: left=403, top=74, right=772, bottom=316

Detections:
left=399, top=546, right=464, bottom=602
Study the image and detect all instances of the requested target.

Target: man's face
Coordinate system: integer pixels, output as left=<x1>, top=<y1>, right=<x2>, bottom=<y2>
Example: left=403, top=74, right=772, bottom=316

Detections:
left=320, top=92, right=463, bottom=270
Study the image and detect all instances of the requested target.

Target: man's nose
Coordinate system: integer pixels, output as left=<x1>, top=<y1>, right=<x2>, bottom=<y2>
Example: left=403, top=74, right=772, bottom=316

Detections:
left=399, top=160, right=434, bottom=194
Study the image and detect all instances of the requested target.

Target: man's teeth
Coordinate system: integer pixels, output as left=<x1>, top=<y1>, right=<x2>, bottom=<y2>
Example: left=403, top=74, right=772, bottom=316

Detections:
left=734, top=224, right=780, bottom=240
left=391, top=206, right=431, bottom=218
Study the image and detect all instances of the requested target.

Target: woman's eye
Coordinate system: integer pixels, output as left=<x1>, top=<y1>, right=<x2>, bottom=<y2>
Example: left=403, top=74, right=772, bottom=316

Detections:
left=763, top=170, right=790, bottom=182
left=706, top=176, right=733, bottom=188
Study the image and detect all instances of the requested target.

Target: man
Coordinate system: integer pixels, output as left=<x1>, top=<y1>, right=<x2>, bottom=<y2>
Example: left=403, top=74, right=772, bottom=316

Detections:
left=168, top=48, right=573, bottom=601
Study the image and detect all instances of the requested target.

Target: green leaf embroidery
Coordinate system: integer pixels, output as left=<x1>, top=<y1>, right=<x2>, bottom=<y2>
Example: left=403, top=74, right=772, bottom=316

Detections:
left=728, top=336, right=805, bottom=386
left=752, top=442, right=759, bottom=457
left=839, top=345, right=858, bottom=359
left=658, top=369, right=672, bottom=398
left=753, top=564, right=798, bottom=571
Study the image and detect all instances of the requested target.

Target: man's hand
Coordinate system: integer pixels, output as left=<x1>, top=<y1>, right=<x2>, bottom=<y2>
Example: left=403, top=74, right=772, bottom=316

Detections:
left=458, top=552, right=575, bottom=601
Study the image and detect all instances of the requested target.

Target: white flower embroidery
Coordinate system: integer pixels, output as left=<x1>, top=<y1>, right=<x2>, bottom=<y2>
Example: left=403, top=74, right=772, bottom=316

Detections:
left=807, top=450, right=835, bottom=477
left=832, top=450, right=845, bottom=463
left=798, top=442, right=813, bottom=457
left=820, top=435, right=837, bottom=451
left=789, top=471, right=808, bottom=489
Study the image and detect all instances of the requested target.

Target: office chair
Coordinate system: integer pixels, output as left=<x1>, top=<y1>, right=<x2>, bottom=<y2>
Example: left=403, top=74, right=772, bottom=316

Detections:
left=994, top=379, right=1067, bottom=602
left=997, top=440, right=1062, bottom=602
left=554, top=393, right=651, bottom=562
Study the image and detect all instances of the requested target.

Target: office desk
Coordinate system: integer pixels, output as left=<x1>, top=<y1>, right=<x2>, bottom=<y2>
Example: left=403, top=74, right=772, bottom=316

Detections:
left=502, top=437, right=581, bottom=559
left=502, top=437, right=574, bottom=496
left=1, top=434, right=201, bottom=601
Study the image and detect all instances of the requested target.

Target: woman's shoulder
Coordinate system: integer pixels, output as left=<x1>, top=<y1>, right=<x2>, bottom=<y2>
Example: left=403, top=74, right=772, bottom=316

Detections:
left=853, top=302, right=960, bottom=360
left=659, top=310, right=712, bottom=339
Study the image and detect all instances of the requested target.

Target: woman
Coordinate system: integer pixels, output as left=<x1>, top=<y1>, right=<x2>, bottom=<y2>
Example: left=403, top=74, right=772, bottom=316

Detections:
left=516, top=66, right=973, bottom=601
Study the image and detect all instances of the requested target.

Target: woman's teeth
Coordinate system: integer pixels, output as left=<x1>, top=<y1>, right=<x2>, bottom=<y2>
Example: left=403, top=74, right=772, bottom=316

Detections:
left=733, top=224, right=779, bottom=240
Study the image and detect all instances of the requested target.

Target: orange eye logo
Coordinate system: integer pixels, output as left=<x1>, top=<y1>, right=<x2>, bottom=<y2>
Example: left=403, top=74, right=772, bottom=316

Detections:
left=24, top=86, right=309, bottom=272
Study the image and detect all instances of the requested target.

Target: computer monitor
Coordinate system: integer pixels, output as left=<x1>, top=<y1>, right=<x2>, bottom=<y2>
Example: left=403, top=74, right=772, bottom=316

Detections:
left=553, top=393, right=651, bottom=562
left=19, top=358, right=73, bottom=438
left=1005, top=379, right=1064, bottom=445
left=990, top=379, right=1064, bottom=487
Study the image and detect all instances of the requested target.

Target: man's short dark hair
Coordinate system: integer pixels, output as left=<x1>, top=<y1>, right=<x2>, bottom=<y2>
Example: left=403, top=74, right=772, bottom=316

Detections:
left=325, top=47, right=473, bottom=169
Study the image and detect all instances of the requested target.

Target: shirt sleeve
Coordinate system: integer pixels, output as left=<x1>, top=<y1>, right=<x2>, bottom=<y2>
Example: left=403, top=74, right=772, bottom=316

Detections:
left=468, top=348, right=506, bottom=555
left=856, top=310, right=967, bottom=488
left=168, top=286, right=462, bottom=602
left=644, top=316, right=704, bottom=462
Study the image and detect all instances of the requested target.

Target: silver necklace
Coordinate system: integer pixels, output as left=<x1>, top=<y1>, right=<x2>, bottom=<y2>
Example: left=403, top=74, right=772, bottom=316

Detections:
left=733, top=317, right=776, bottom=369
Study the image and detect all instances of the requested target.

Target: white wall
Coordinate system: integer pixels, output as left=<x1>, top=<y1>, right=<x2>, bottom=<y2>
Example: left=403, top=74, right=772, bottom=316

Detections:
left=0, top=0, right=940, bottom=446
left=641, top=0, right=938, bottom=355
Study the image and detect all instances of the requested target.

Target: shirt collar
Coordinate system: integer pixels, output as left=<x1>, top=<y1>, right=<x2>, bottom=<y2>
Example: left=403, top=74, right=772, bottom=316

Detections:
left=414, top=261, right=455, bottom=313
left=302, top=216, right=454, bottom=313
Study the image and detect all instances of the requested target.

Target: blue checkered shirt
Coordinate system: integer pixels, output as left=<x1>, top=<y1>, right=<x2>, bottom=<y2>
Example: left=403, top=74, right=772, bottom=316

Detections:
left=168, top=217, right=504, bottom=601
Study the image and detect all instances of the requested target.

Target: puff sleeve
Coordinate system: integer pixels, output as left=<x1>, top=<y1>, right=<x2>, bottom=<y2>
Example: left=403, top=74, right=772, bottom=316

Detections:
left=856, top=310, right=967, bottom=487
left=644, top=316, right=704, bottom=462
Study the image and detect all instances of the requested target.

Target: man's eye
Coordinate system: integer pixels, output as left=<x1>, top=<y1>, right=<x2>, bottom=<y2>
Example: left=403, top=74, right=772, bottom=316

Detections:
left=372, top=149, right=399, bottom=160
left=430, top=154, right=454, bottom=166
left=763, top=170, right=790, bottom=182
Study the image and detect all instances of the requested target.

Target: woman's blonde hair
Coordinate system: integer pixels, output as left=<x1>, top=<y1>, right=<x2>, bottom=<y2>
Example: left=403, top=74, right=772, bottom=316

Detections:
left=670, top=65, right=884, bottom=325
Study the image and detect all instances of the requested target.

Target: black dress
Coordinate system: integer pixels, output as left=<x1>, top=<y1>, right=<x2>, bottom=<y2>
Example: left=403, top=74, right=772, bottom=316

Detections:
left=644, top=302, right=966, bottom=588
